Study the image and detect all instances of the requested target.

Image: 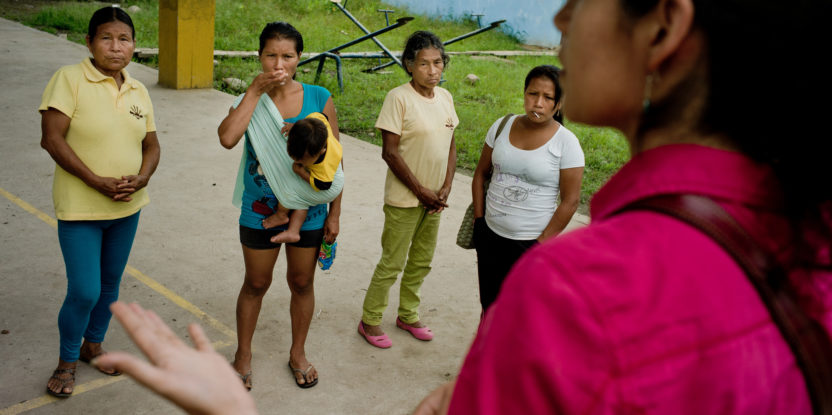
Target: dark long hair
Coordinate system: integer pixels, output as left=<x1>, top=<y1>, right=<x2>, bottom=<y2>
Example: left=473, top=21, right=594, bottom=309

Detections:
left=524, top=65, right=564, bottom=124
left=621, top=0, right=832, bottom=266
left=401, top=31, right=449, bottom=77
left=88, top=6, right=135, bottom=39
left=259, top=21, right=303, bottom=55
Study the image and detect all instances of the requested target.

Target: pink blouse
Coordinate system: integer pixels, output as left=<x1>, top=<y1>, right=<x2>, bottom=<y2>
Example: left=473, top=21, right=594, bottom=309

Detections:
left=449, top=144, right=832, bottom=414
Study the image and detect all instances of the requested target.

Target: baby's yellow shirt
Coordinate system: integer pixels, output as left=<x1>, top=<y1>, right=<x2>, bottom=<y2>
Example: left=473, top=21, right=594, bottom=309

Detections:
left=304, top=112, right=343, bottom=191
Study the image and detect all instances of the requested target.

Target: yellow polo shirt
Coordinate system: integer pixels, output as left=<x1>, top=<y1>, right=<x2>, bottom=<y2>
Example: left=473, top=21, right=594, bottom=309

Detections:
left=39, top=58, right=156, bottom=220
left=375, top=82, right=458, bottom=208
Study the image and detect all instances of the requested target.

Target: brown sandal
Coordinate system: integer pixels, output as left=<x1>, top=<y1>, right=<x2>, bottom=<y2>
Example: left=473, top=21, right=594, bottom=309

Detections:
left=236, top=371, right=252, bottom=391
left=46, top=368, right=75, bottom=398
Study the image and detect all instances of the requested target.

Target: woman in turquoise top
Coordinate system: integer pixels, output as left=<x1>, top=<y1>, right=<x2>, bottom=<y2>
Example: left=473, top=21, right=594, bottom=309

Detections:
left=218, top=21, right=342, bottom=390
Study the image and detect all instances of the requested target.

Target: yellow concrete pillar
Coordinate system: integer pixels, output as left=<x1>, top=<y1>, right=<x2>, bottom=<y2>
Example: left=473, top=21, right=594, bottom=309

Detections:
left=158, top=0, right=215, bottom=89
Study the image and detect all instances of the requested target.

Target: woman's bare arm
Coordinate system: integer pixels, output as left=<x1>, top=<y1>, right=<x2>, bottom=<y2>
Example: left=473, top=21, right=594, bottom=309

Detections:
left=217, top=71, right=284, bottom=149
left=537, top=166, right=583, bottom=242
left=471, top=143, right=494, bottom=219
left=41, top=108, right=127, bottom=200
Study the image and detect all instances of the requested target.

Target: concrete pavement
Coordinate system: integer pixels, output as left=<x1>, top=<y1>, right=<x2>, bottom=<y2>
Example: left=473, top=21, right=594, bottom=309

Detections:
left=0, top=17, right=588, bottom=415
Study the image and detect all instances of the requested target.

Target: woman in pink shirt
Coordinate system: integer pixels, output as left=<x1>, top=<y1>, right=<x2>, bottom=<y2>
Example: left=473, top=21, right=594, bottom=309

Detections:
left=414, top=0, right=832, bottom=414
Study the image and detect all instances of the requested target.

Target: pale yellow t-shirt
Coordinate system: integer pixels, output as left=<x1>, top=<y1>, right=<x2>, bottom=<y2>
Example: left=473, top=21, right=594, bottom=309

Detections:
left=39, top=58, right=156, bottom=220
left=375, top=82, right=458, bottom=207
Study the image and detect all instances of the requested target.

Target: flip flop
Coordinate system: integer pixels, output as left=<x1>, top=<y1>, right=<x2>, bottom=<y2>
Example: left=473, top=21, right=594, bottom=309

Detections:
left=358, top=321, right=392, bottom=348
left=80, top=352, right=121, bottom=376
left=236, top=371, right=252, bottom=391
left=396, top=317, right=434, bottom=341
left=46, top=368, right=75, bottom=398
left=288, top=362, right=318, bottom=389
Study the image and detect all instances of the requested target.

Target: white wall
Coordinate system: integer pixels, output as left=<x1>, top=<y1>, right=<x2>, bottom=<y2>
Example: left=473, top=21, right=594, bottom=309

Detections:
left=384, top=0, right=566, bottom=47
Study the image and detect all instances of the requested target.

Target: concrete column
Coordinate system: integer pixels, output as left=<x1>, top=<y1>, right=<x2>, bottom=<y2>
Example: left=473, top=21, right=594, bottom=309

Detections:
left=158, top=0, right=215, bottom=89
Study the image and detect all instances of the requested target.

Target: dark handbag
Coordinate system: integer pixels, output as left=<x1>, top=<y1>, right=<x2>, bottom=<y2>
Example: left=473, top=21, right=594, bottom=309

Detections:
left=456, top=114, right=514, bottom=249
left=618, top=194, right=832, bottom=414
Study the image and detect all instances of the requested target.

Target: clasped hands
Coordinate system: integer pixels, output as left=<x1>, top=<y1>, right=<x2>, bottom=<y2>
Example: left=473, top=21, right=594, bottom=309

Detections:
left=418, top=185, right=450, bottom=214
left=93, top=174, right=148, bottom=202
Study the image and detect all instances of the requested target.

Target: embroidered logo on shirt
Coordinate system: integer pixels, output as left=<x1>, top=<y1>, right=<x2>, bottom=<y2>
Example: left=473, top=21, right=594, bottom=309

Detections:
left=130, top=105, right=144, bottom=120
left=503, top=186, right=529, bottom=202
left=445, top=117, right=455, bottom=129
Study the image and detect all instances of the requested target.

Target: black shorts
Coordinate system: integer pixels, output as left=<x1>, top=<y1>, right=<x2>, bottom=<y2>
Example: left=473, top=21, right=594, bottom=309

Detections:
left=239, top=225, right=324, bottom=250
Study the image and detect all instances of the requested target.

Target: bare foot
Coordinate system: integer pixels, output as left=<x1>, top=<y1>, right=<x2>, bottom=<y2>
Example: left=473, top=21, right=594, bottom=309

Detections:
left=46, top=359, right=76, bottom=397
left=270, top=230, right=300, bottom=244
left=262, top=212, right=289, bottom=229
left=289, top=353, right=317, bottom=387
left=233, top=351, right=253, bottom=390
left=406, top=320, right=427, bottom=328
left=362, top=322, right=385, bottom=336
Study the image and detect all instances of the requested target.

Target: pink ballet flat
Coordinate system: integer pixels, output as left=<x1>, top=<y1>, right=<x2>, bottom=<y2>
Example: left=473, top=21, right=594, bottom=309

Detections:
left=358, top=321, right=392, bottom=349
left=396, top=317, right=434, bottom=341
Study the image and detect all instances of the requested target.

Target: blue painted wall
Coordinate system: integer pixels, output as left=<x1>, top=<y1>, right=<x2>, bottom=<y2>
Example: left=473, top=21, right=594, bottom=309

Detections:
left=384, top=0, right=566, bottom=47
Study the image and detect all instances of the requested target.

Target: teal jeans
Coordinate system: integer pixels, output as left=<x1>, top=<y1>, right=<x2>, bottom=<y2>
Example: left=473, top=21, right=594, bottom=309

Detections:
left=362, top=204, right=441, bottom=326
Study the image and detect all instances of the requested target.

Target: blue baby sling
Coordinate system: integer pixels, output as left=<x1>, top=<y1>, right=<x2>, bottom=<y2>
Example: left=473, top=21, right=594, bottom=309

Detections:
left=232, top=93, right=344, bottom=210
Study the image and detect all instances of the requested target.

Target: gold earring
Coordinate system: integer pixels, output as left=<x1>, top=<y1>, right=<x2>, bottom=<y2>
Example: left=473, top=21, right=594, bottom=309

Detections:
left=643, top=73, right=658, bottom=113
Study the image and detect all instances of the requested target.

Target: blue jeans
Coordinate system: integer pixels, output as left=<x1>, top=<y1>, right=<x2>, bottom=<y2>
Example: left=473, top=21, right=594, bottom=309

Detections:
left=57, top=212, right=140, bottom=362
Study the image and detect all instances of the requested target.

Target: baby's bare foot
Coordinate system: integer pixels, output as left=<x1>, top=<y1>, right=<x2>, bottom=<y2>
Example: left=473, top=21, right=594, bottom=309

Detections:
left=262, top=212, right=289, bottom=229
left=270, top=231, right=300, bottom=244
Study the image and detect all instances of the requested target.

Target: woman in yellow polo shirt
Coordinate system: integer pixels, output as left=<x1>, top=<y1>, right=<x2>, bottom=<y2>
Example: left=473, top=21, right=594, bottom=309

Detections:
left=38, top=6, right=160, bottom=398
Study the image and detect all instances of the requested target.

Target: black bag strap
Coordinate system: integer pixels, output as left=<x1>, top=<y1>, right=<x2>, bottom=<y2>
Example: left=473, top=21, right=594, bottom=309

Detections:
left=617, top=194, right=832, bottom=414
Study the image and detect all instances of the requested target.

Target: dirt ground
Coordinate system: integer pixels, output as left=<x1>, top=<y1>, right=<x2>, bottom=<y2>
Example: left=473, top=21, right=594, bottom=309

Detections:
left=0, top=17, right=588, bottom=414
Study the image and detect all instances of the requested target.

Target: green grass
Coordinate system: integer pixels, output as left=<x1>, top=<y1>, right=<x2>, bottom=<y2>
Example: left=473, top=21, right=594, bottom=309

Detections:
left=3, top=0, right=630, bottom=210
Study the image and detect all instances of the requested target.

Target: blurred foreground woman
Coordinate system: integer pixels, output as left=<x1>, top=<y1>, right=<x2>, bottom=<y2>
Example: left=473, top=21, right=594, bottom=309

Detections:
left=418, top=0, right=832, bottom=413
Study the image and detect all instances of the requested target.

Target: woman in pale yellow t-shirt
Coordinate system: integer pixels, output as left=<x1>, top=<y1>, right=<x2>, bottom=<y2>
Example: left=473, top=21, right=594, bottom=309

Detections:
left=358, top=31, right=458, bottom=349
left=38, top=6, right=160, bottom=398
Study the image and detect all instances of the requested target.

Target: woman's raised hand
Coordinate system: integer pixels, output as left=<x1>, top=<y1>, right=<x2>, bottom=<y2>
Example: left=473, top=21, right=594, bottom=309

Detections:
left=94, top=302, right=258, bottom=415
left=249, top=70, right=292, bottom=94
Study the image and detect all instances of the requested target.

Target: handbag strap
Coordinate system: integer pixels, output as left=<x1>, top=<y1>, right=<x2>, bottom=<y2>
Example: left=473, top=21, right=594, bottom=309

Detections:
left=617, top=194, right=832, bottom=414
left=484, top=114, right=513, bottom=182
left=494, top=113, right=514, bottom=140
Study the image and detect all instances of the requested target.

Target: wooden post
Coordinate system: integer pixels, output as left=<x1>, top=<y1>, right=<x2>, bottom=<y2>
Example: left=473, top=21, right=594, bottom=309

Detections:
left=158, top=0, right=215, bottom=89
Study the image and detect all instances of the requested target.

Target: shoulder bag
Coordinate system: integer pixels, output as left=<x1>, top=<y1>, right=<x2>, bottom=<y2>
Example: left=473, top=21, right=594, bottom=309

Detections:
left=456, top=114, right=513, bottom=249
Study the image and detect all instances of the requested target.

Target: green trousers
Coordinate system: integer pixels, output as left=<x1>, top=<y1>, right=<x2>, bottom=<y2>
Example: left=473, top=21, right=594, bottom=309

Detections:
left=361, top=204, right=441, bottom=326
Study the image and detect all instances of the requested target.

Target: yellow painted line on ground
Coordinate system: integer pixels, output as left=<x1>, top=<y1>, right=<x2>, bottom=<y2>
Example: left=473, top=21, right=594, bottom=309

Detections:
left=0, top=341, right=233, bottom=415
left=125, top=265, right=237, bottom=339
left=0, top=377, right=126, bottom=415
left=0, top=187, right=57, bottom=229
left=0, top=186, right=238, bottom=413
left=0, top=186, right=236, bottom=339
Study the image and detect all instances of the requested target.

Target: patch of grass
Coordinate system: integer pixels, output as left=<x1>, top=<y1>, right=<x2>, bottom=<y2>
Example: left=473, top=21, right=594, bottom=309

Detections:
left=565, top=125, right=628, bottom=207
left=4, top=0, right=629, bottom=209
left=7, top=1, right=159, bottom=47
